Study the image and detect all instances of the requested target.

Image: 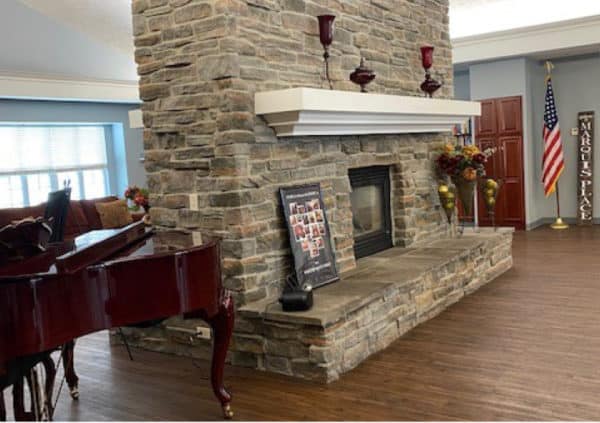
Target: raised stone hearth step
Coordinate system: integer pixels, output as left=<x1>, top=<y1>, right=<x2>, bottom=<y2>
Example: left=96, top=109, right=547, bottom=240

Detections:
left=237, top=228, right=514, bottom=382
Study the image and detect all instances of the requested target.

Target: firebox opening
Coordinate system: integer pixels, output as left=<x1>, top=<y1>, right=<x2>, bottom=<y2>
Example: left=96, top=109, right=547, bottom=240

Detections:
left=349, top=166, right=393, bottom=259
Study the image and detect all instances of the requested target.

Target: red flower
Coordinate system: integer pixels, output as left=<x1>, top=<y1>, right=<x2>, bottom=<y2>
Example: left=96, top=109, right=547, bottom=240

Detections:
left=134, top=194, right=148, bottom=207
left=124, top=185, right=141, bottom=200
left=473, top=153, right=486, bottom=163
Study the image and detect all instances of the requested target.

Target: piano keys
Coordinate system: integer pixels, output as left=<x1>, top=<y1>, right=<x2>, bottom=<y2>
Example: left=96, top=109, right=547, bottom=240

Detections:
left=0, top=221, right=234, bottom=420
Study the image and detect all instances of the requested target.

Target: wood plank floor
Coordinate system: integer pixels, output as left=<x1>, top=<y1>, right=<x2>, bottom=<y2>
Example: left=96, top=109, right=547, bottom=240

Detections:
left=5, top=226, right=600, bottom=420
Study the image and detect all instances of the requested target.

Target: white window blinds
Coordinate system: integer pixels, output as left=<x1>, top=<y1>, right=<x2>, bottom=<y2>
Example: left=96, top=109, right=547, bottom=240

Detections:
left=0, top=126, right=107, bottom=174
left=0, top=125, right=110, bottom=207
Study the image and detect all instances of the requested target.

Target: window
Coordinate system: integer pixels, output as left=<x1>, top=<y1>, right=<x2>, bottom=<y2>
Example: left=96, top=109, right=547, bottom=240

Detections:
left=0, top=126, right=110, bottom=207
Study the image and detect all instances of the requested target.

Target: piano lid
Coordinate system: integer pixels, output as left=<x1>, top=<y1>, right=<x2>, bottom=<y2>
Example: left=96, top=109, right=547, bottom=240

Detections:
left=0, top=221, right=152, bottom=280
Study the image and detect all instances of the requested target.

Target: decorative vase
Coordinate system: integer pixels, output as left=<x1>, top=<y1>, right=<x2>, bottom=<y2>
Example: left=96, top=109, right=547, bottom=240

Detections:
left=452, top=176, right=476, bottom=216
left=437, top=182, right=456, bottom=224
left=142, top=213, right=152, bottom=226
left=479, top=177, right=503, bottom=228
left=127, top=199, right=140, bottom=212
left=350, top=57, right=376, bottom=92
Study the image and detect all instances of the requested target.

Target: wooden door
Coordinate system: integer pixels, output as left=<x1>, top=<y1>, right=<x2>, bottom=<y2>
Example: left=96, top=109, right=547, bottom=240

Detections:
left=477, top=100, right=497, bottom=136
left=475, top=96, right=525, bottom=230
left=497, top=97, right=522, bottom=135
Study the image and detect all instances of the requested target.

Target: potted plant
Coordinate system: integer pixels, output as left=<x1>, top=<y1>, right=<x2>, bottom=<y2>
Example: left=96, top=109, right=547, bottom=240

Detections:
left=124, top=185, right=150, bottom=213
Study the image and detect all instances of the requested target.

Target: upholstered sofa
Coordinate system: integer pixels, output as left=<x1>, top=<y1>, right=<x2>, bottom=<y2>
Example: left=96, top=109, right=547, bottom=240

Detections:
left=0, top=196, right=139, bottom=240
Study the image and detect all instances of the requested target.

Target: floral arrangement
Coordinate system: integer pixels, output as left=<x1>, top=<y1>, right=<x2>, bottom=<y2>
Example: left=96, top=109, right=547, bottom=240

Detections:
left=124, top=185, right=150, bottom=212
left=436, top=143, right=496, bottom=219
left=435, top=143, right=494, bottom=181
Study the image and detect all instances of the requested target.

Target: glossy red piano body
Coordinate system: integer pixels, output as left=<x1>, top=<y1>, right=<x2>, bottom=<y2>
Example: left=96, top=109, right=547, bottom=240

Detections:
left=0, top=222, right=234, bottom=419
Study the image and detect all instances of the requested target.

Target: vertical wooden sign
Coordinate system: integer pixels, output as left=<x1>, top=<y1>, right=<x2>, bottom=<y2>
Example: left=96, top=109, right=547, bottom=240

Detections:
left=577, top=111, right=594, bottom=225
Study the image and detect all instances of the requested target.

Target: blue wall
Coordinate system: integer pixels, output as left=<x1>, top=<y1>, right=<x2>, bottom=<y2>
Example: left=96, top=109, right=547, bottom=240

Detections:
left=454, top=70, right=471, bottom=101
left=454, top=54, right=600, bottom=226
left=529, top=55, right=600, bottom=222
left=0, top=99, right=145, bottom=197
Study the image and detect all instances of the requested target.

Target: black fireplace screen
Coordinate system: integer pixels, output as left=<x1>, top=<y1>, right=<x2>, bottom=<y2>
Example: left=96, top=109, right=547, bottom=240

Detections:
left=349, top=166, right=393, bottom=259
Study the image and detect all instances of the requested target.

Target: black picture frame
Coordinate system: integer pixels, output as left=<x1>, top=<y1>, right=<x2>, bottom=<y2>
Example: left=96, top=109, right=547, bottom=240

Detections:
left=280, top=183, right=339, bottom=289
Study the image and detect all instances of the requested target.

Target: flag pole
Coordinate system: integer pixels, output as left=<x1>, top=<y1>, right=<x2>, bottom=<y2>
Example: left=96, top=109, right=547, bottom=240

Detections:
left=545, top=61, right=569, bottom=230
left=551, top=181, right=569, bottom=229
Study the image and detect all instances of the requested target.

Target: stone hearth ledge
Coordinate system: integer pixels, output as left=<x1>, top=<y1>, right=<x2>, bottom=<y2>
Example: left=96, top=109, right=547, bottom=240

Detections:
left=236, top=228, right=514, bottom=382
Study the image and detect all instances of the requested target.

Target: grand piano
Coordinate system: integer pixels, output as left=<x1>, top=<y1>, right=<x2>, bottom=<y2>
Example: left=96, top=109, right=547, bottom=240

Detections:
left=0, top=221, right=234, bottom=420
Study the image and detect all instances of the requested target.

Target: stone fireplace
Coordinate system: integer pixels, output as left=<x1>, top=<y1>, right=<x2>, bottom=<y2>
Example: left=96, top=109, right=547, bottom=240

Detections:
left=124, top=0, right=514, bottom=382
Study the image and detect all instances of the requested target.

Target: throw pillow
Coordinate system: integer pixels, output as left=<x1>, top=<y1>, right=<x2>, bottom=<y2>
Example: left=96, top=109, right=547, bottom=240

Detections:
left=81, top=196, right=119, bottom=230
left=95, top=199, right=133, bottom=229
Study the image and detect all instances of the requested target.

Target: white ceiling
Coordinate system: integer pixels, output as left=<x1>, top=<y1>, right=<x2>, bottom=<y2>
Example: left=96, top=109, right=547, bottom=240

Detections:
left=450, top=0, right=600, bottom=38
left=1, top=0, right=599, bottom=95
left=16, top=0, right=600, bottom=54
left=17, top=0, right=134, bottom=55
left=0, top=0, right=136, bottom=83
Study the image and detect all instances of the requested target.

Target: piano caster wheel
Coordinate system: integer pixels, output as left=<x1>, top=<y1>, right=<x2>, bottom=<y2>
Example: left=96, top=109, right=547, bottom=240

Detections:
left=70, top=386, right=80, bottom=400
left=222, top=404, right=234, bottom=419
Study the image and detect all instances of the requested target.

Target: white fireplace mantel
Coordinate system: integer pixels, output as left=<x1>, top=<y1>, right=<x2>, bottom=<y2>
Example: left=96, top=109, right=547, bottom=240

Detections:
left=255, top=88, right=481, bottom=137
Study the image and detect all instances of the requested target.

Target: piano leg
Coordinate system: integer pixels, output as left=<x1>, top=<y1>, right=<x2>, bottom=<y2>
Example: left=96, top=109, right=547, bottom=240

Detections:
left=205, top=293, right=235, bottom=419
left=25, top=369, right=41, bottom=421
left=62, top=341, right=79, bottom=400
left=12, top=377, right=31, bottom=421
left=41, top=356, right=56, bottom=420
left=0, top=390, right=5, bottom=421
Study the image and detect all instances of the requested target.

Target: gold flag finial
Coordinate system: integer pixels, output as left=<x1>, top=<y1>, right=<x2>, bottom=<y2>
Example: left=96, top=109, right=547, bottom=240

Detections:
left=545, top=61, right=554, bottom=81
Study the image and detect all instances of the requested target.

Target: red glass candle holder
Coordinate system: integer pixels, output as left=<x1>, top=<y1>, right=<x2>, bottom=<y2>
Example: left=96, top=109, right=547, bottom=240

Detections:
left=419, top=45, right=441, bottom=97
left=317, top=15, right=335, bottom=47
left=317, top=15, right=335, bottom=90
left=420, top=45, right=434, bottom=70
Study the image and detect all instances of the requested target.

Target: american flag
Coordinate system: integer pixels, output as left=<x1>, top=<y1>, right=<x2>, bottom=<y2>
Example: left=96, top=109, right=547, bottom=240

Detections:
left=542, top=77, right=565, bottom=197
